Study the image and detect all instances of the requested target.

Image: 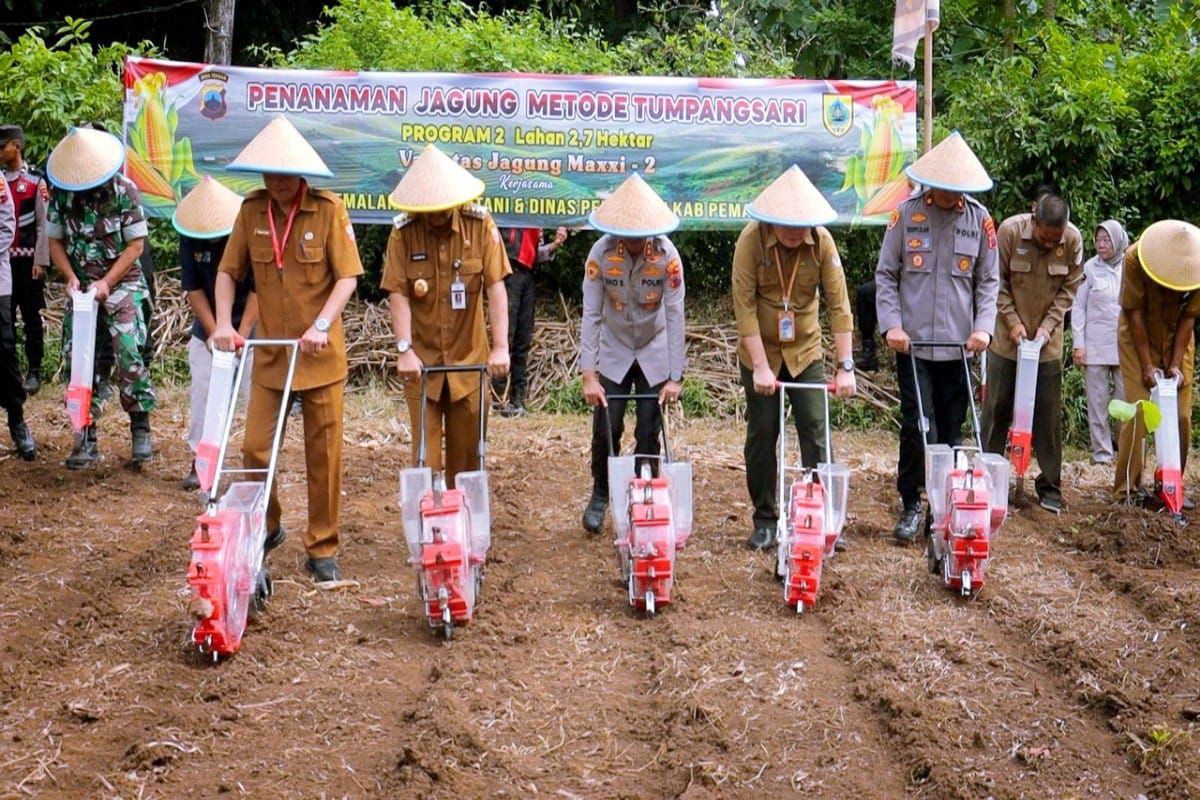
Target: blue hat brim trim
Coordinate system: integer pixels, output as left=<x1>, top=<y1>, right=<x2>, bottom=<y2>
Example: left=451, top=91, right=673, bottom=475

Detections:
left=904, top=166, right=993, bottom=194
left=170, top=211, right=233, bottom=239
left=47, top=161, right=123, bottom=192
left=226, top=162, right=334, bottom=179
left=586, top=211, right=679, bottom=237
left=747, top=207, right=838, bottom=227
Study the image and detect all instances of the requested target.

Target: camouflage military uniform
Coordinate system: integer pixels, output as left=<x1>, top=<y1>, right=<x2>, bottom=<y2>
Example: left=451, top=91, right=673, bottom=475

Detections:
left=46, top=175, right=155, bottom=418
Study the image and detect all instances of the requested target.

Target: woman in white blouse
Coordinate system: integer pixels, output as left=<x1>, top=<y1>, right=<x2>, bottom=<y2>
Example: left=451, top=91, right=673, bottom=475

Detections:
left=1071, top=219, right=1129, bottom=464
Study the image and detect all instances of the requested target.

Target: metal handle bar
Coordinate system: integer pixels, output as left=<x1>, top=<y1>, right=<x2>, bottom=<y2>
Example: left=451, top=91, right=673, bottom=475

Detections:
left=600, top=392, right=674, bottom=463
left=416, top=363, right=489, bottom=471
left=903, top=340, right=982, bottom=452
left=208, top=338, right=300, bottom=508
left=774, top=381, right=836, bottom=520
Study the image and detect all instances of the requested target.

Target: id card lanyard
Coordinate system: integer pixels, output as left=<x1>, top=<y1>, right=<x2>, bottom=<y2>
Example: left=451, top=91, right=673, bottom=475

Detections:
left=773, top=246, right=800, bottom=343
left=450, top=258, right=467, bottom=310
left=267, top=182, right=307, bottom=272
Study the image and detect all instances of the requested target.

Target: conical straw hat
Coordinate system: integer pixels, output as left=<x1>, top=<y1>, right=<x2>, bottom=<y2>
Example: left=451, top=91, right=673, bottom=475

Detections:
left=747, top=165, right=837, bottom=226
left=389, top=144, right=485, bottom=212
left=587, top=173, right=679, bottom=237
left=904, top=130, right=992, bottom=193
left=226, top=117, right=333, bottom=179
left=46, top=127, right=125, bottom=191
left=171, top=176, right=244, bottom=239
left=1137, top=220, right=1200, bottom=291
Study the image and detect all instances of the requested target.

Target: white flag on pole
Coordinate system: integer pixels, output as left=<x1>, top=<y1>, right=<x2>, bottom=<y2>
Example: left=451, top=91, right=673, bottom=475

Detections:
left=892, top=0, right=940, bottom=69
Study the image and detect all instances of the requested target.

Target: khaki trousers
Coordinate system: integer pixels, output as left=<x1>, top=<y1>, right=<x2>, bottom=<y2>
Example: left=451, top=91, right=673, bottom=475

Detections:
left=244, top=380, right=345, bottom=559
left=1113, top=364, right=1191, bottom=498
left=404, top=379, right=485, bottom=489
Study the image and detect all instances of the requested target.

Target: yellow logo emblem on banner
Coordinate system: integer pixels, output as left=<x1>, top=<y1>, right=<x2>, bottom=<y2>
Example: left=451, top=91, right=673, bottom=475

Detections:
left=822, top=93, right=853, bottom=137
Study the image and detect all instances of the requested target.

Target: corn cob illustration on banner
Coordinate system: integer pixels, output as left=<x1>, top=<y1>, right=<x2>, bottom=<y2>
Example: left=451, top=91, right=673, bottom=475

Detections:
left=125, top=70, right=200, bottom=209
left=839, top=95, right=913, bottom=221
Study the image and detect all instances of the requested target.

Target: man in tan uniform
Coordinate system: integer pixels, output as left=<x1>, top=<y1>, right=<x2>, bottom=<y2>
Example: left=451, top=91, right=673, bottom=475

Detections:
left=212, top=118, right=363, bottom=584
left=382, top=145, right=509, bottom=487
left=732, top=166, right=856, bottom=550
left=1112, top=220, right=1200, bottom=504
left=981, top=192, right=1083, bottom=513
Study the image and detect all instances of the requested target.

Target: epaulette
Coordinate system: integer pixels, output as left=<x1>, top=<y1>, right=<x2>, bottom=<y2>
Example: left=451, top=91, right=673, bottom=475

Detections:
left=245, top=188, right=270, bottom=200
left=392, top=211, right=413, bottom=229
left=309, top=187, right=340, bottom=203
left=460, top=202, right=489, bottom=220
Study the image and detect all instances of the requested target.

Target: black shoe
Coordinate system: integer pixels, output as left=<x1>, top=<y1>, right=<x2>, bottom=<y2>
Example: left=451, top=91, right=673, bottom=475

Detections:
left=1184, top=497, right=1196, bottom=512
left=1038, top=495, right=1063, bottom=514
left=745, top=525, right=777, bottom=551
left=893, top=504, right=922, bottom=543
left=498, top=401, right=527, bottom=418
left=65, top=426, right=99, bottom=469
left=264, top=524, right=286, bottom=553
left=9, top=421, right=35, bottom=461
left=130, top=412, right=153, bottom=463
left=582, top=491, right=608, bottom=534
left=95, top=381, right=114, bottom=404
left=182, top=462, right=200, bottom=490
left=833, top=534, right=848, bottom=553
left=859, top=344, right=879, bottom=372
left=21, top=374, right=40, bottom=395
left=305, top=556, right=342, bottom=583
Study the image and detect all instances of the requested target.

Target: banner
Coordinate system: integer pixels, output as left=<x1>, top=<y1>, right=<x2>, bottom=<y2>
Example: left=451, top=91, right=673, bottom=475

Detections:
left=123, top=57, right=917, bottom=228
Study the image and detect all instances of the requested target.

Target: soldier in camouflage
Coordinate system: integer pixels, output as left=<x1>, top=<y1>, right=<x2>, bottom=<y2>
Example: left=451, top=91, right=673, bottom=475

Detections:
left=45, top=127, right=155, bottom=468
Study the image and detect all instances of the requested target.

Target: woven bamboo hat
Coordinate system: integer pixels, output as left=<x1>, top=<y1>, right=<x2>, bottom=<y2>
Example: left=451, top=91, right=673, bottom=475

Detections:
left=389, top=144, right=485, bottom=213
left=1137, top=220, right=1200, bottom=291
left=587, top=173, right=679, bottom=237
left=747, top=165, right=837, bottom=226
left=171, top=176, right=243, bottom=239
left=226, top=117, right=333, bottom=179
left=46, top=127, right=125, bottom=191
left=904, top=130, right=993, bottom=194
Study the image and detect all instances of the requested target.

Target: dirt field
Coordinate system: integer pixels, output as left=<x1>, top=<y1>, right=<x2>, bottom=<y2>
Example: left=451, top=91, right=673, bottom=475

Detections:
left=2, top=385, right=1199, bottom=799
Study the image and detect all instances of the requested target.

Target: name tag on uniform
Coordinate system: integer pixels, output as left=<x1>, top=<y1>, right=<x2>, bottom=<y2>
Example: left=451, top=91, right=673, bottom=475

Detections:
left=450, top=277, right=466, bottom=310
left=778, top=309, right=796, bottom=343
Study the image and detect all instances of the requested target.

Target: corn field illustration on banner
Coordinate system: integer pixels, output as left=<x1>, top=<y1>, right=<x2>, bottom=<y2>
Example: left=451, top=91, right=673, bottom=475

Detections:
left=122, top=57, right=918, bottom=228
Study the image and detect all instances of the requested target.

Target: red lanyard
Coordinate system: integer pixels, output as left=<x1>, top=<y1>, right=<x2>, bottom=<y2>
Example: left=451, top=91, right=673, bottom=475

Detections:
left=267, top=182, right=306, bottom=271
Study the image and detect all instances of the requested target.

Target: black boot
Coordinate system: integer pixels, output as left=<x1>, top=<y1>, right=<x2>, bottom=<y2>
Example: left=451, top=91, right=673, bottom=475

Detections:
left=130, top=412, right=153, bottom=463
left=893, top=502, right=922, bottom=544
left=501, top=386, right=527, bottom=418
left=860, top=339, right=879, bottom=372
left=745, top=525, right=777, bottom=550
left=582, top=490, right=608, bottom=534
left=182, top=461, right=200, bottom=490
left=8, top=418, right=35, bottom=461
left=66, top=425, right=99, bottom=469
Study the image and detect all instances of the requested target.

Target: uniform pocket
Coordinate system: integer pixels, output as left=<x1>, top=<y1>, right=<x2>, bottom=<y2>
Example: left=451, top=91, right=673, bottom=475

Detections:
left=458, top=257, right=484, bottom=293
left=250, top=246, right=274, bottom=268
left=1048, top=261, right=1070, bottom=277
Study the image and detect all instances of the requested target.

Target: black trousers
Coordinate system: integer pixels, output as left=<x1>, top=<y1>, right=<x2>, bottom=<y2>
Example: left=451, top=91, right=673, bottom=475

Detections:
left=896, top=354, right=970, bottom=506
left=0, top=297, right=27, bottom=421
left=855, top=279, right=877, bottom=347
left=741, top=360, right=828, bottom=529
left=10, top=256, right=44, bottom=375
left=981, top=352, right=1064, bottom=502
left=504, top=267, right=535, bottom=399
left=590, top=362, right=663, bottom=494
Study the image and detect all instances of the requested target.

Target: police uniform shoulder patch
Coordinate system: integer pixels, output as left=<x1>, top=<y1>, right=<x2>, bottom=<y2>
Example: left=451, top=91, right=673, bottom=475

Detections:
left=392, top=211, right=413, bottom=230
left=586, top=259, right=600, bottom=280
left=461, top=202, right=489, bottom=220
left=887, top=210, right=900, bottom=230
left=983, top=216, right=997, bottom=250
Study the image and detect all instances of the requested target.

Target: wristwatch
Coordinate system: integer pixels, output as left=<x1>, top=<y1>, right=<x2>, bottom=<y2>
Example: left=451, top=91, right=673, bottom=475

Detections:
left=396, top=338, right=412, bottom=354
left=313, top=317, right=331, bottom=333
left=837, top=358, right=855, bottom=373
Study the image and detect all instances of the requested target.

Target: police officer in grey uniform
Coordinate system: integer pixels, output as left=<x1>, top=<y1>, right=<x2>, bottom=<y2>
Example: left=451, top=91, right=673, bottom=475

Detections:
left=579, top=174, right=686, bottom=533
left=876, top=132, right=1000, bottom=543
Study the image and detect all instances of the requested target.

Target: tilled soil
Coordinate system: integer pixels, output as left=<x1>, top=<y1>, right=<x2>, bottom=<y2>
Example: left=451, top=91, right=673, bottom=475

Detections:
left=1, top=387, right=1198, bottom=799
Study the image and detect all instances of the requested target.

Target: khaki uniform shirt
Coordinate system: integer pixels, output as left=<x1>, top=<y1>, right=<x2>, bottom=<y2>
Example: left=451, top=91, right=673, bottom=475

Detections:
left=731, top=222, right=853, bottom=374
left=579, top=235, right=686, bottom=386
left=380, top=204, right=510, bottom=401
left=875, top=191, right=999, bottom=361
left=991, top=213, right=1084, bottom=362
left=1118, top=243, right=1200, bottom=375
left=219, top=187, right=364, bottom=391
